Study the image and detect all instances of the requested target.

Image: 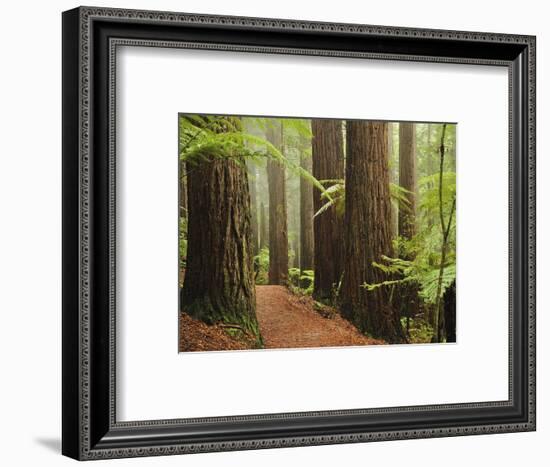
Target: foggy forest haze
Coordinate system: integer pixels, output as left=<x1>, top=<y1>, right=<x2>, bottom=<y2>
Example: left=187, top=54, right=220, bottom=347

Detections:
left=177, top=115, right=456, bottom=352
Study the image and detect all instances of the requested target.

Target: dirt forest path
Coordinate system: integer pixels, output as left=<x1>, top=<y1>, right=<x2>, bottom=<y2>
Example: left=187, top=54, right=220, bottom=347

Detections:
left=255, top=285, right=383, bottom=349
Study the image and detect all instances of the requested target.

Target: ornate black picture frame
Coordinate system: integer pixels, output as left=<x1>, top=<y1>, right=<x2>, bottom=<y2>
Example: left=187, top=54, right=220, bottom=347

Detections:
left=62, top=6, right=536, bottom=460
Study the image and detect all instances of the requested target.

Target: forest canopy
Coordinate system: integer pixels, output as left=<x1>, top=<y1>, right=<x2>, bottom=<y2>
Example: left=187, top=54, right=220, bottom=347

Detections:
left=178, top=114, right=456, bottom=352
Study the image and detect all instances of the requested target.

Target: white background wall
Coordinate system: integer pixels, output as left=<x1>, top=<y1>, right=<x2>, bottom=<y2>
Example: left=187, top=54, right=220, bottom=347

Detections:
left=0, top=0, right=546, bottom=466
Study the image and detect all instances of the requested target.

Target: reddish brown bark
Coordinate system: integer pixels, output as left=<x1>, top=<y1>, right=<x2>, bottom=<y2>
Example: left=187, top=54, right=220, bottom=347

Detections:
left=181, top=155, right=258, bottom=335
left=340, top=121, right=405, bottom=343
left=388, top=122, right=398, bottom=239
left=398, top=122, right=417, bottom=239
left=398, top=123, right=419, bottom=327
left=300, top=143, right=314, bottom=273
left=266, top=120, right=288, bottom=285
left=311, top=119, right=344, bottom=301
left=248, top=162, right=259, bottom=255
left=259, top=202, right=268, bottom=250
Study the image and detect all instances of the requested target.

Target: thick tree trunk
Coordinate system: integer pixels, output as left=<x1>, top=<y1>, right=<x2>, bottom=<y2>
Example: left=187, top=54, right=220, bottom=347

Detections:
left=398, top=122, right=419, bottom=326
left=248, top=162, right=259, bottom=256
left=292, top=238, right=300, bottom=269
left=266, top=121, right=288, bottom=285
left=340, top=121, right=404, bottom=343
left=311, top=119, right=344, bottom=301
left=179, top=160, right=188, bottom=288
left=388, top=123, right=398, bottom=239
left=259, top=202, right=268, bottom=250
left=180, top=123, right=259, bottom=338
left=291, top=192, right=300, bottom=269
left=398, top=122, right=417, bottom=239
left=299, top=145, right=314, bottom=274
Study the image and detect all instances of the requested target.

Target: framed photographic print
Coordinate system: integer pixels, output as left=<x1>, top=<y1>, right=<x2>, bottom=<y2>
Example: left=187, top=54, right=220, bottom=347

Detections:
left=62, top=6, right=536, bottom=461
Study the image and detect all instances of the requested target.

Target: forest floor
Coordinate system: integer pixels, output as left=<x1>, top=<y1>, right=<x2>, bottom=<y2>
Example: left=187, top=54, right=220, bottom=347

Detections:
left=255, top=285, right=384, bottom=349
left=179, top=285, right=385, bottom=352
left=179, top=312, right=258, bottom=352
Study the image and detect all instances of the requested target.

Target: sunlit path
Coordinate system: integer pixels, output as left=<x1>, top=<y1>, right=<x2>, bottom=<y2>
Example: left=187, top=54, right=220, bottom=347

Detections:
left=255, top=285, right=384, bottom=349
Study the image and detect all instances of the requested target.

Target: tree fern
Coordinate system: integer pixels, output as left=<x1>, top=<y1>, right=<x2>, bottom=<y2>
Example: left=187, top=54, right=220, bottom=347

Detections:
left=362, top=169, right=456, bottom=306
left=179, top=114, right=325, bottom=193
left=313, top=179, right=411, bottom=218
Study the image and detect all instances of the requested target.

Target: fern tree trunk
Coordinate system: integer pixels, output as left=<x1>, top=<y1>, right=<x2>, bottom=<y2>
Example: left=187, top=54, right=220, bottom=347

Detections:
left=433, top=123, right=455, bottom=342
left=443, top=280, right=456, bottom=342
left=180, top=126, right=259, bottom=338
left=300, top=139, right=314, bottom=276
left=266, top=120, right=288, bottom=285
left=341, top=121, right=405, bottom=343
left=398, top=122, right=419, bottom=329
left=311, top=119, right=344, bottom=301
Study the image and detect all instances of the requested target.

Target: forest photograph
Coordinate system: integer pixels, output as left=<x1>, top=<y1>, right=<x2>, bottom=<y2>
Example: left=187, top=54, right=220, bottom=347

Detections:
left=178, top=114, right=456, bottom=352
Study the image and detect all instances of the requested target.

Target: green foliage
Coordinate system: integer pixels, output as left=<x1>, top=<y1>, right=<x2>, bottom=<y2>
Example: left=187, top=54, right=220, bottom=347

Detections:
left=253, top=248, right=270, bottom=285
left=179, top=115, right=271, bottom=167
left=179, top=115, right=325, bottom=193
left=281, top=118, right=312, bottom=139
left=401, top=317, right=434, bottom=344
left=391, top=183, right=413, bottom=212
left=313, top=179, right=345, bottom=218
left=415, top=123, right=456, bottom=178
left=300, top=270, right=315, bottom=294
left=288, top=267, right=301, bottom=286
left=364, top=250, right=454, bottom=305
left=178, top=117, right=456, bottom=346
left=289, top=268, right=314, bottom=295
left=419, top=172, right=456, bottom=217
left=418, top=263, right=456, bottom=304
left=415, top=171, right=457, bottom=303
left=363, top=171, right=457, bottom=305
left=248, top=116, right=312, bottom=141
left=313, top=179, right=411, bottom=218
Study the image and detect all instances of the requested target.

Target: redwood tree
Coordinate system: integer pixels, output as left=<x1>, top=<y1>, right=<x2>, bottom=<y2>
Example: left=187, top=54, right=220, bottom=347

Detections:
left=180, top=119, right=259, bottom=337
left=388, top=123, right=398, bottom=239
left=398, top=122, right=417, bottom=239
left=248, top=161, right=259, bottom=255
left=311, top=119, right=344, bottom=301
left=266, top=120, right=288, bottom=285
left=259, top=202, right=268, bottom=250
left=299, top=138, right=314, bottom=274
left=340, top=121, right=404, bottom=343
left=398, top=122, right=419, bottom=326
